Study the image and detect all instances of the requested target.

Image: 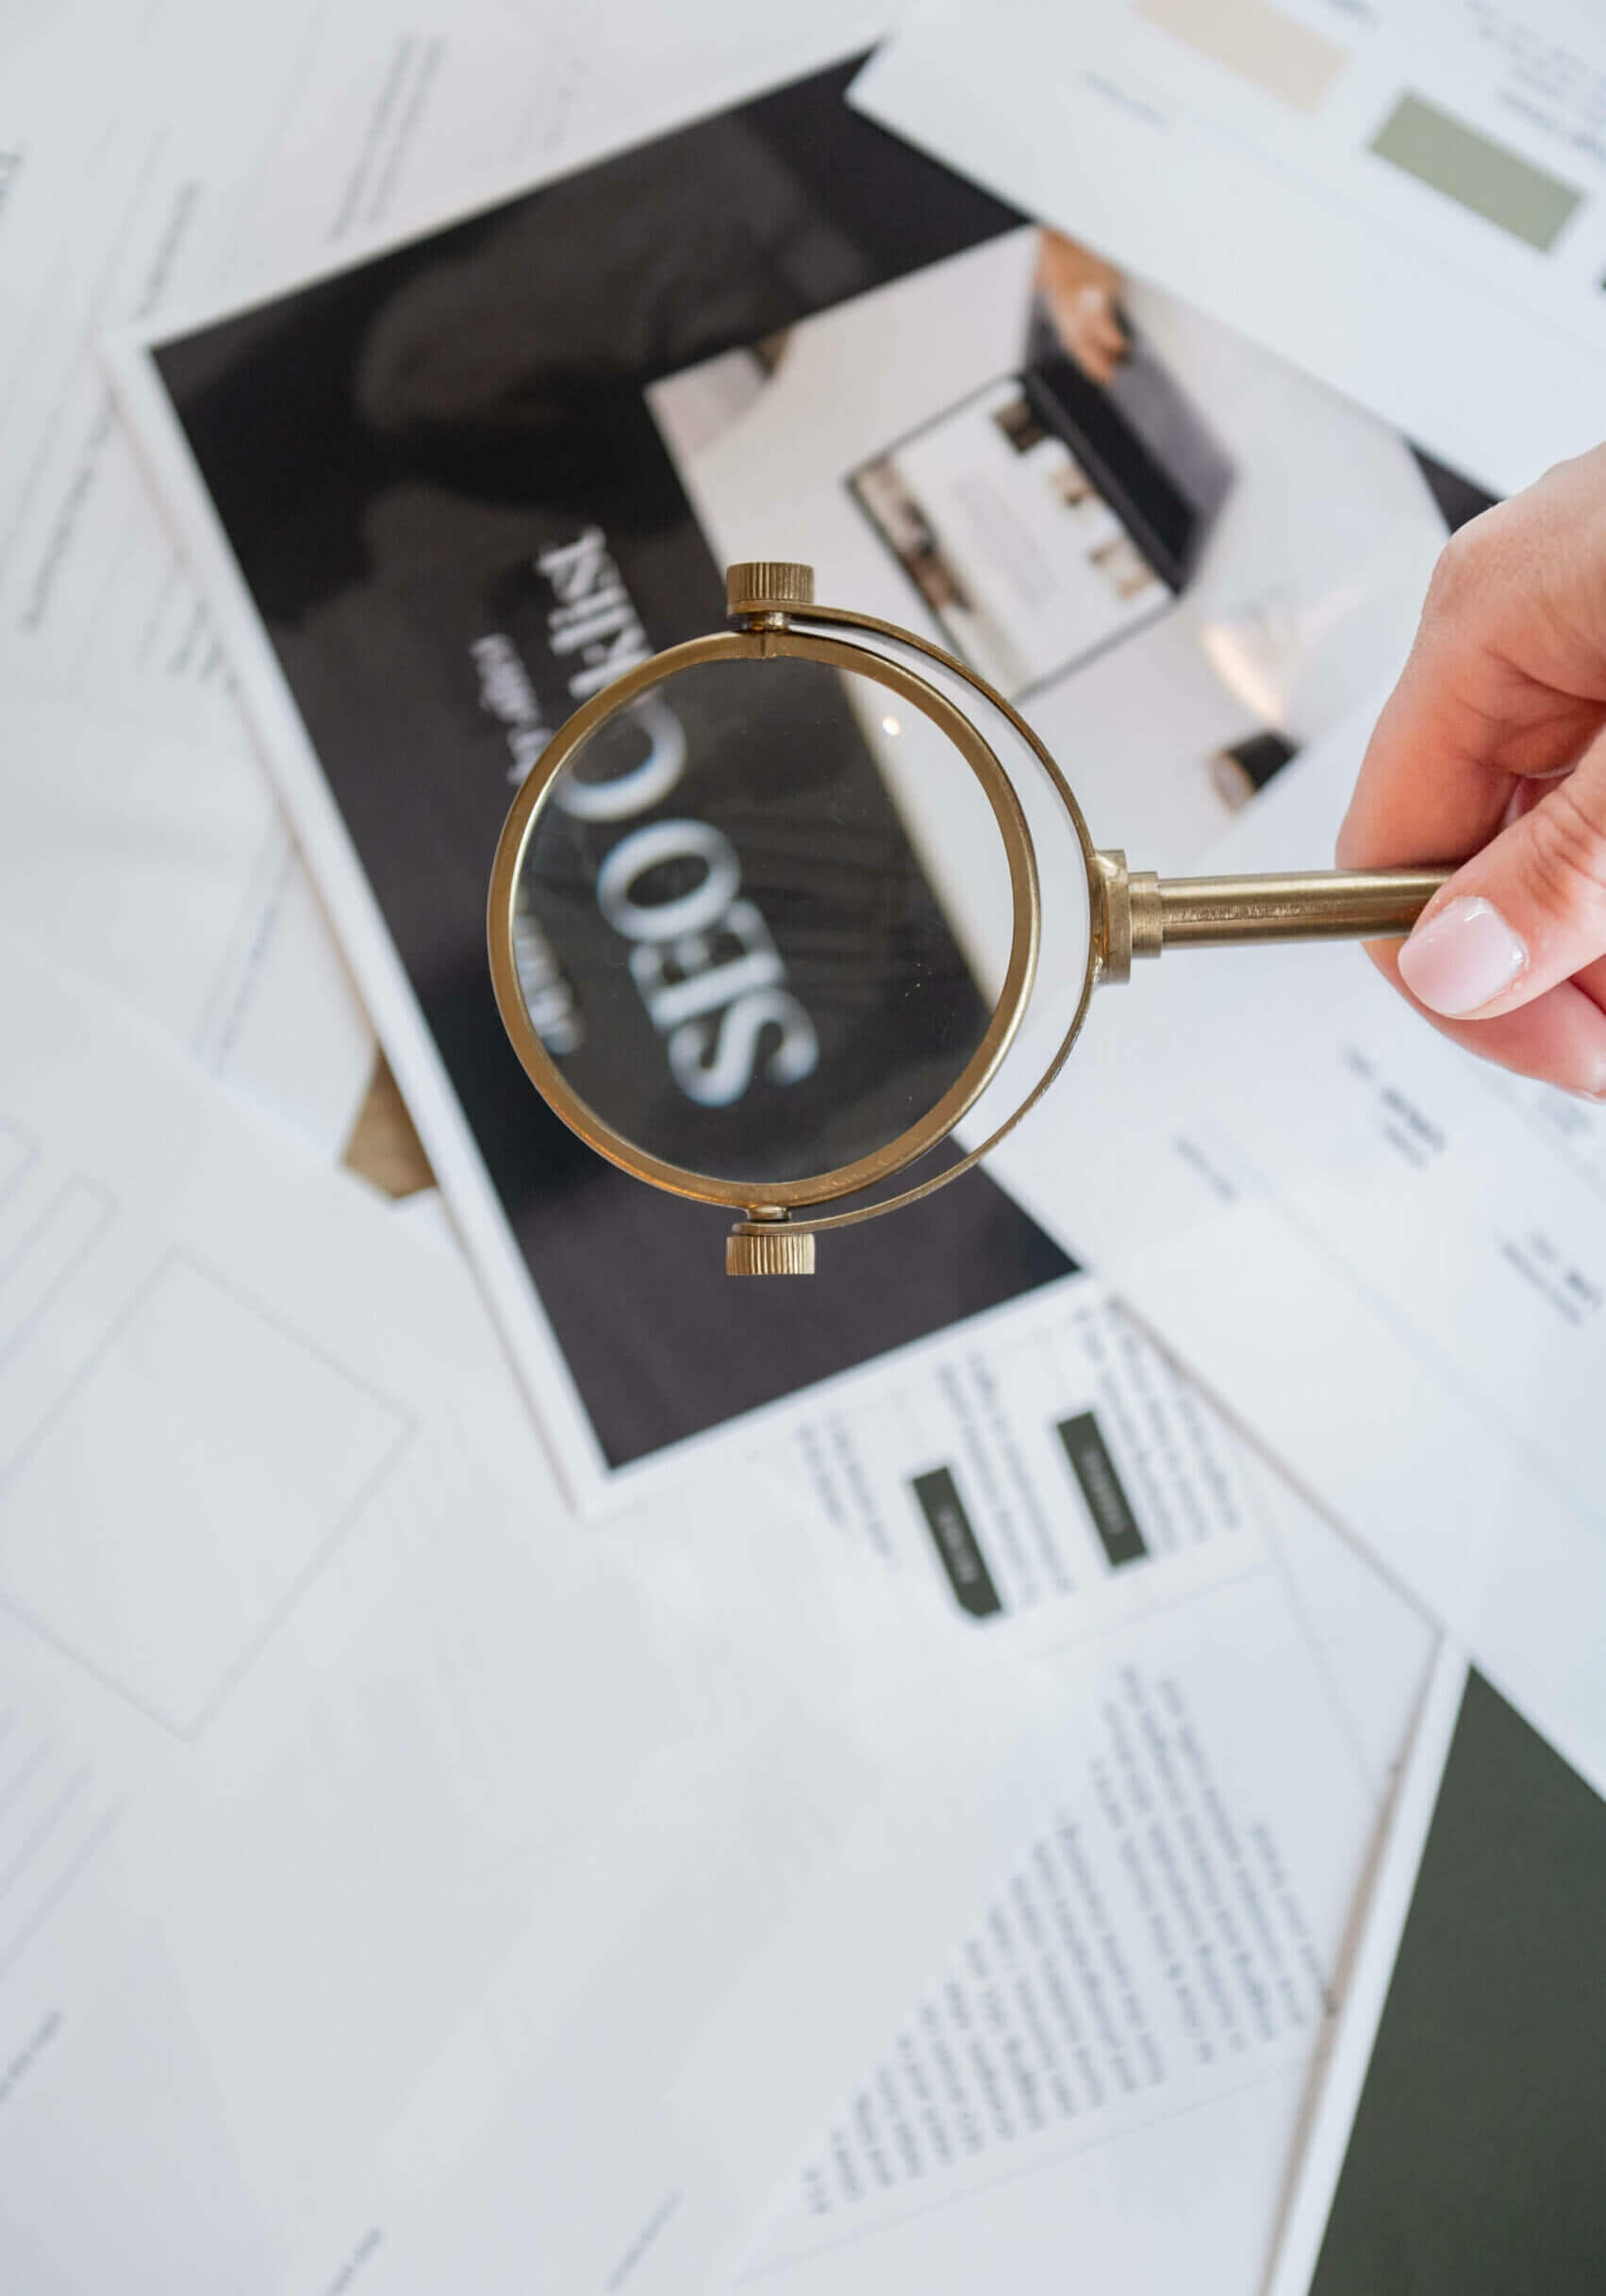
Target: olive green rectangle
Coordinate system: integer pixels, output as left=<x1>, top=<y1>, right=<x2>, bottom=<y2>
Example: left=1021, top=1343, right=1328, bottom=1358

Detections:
left=1371, top=92, right=1581, bottom=251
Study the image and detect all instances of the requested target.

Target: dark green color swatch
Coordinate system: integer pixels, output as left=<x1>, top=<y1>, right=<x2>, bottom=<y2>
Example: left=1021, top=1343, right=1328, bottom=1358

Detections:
left=1311, top=1668, right=1606, bottom=2291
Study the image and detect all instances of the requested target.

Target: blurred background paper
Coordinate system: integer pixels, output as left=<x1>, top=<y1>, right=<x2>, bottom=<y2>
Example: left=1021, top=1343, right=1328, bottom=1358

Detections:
left=855, top=0, right=1606, bottom=497
left=0, top=931, right=1052, bottom=2296
left=1, top=685, right=373, bottom=1154
left=0, top=0, right=894, bottom=1153
left=316, top=1559, right=1412, bottom=2296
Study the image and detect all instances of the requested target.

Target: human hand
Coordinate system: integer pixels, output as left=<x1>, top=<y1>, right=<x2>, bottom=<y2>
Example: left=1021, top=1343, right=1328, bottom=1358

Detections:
left=1337, top=445, right=1606, bottom=1098
left=1034, top=232, right=1128, bottom=385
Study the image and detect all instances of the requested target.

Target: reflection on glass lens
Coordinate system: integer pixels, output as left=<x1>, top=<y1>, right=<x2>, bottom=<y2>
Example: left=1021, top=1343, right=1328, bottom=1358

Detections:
left=510, top=653, right=1018, bottom=1187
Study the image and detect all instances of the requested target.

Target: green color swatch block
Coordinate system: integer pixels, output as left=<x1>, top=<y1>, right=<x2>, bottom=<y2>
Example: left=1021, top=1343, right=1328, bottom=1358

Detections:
left=1371, top=92, right=1581, bottom=251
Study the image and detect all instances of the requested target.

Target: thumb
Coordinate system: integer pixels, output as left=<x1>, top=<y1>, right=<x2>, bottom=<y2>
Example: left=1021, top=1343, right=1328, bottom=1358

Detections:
left=1397, top=735, right=1606, bottom=1020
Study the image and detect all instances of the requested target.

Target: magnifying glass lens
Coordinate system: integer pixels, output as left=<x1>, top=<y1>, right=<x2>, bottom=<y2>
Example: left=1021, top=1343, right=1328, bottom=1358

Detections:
left=509, top=652, right=1022, bottom=1189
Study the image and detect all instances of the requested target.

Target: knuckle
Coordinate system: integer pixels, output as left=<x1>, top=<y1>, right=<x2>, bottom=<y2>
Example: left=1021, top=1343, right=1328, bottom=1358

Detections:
left=1520, top=778, right=1606, bottom=921
left=1423, top=516, right=1498, bottom=619
left=1422, top=539, right=1471, bottom=622
left=1422, top=495, right=1546, bottom=636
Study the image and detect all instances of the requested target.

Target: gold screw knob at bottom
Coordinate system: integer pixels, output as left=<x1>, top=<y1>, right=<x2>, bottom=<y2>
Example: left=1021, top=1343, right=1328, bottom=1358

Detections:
left=726, top=1223, right=816, bottom=1276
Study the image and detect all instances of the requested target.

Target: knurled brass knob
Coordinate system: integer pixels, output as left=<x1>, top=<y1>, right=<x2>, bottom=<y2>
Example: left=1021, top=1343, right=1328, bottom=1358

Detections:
left=726, top=561, right=815, bottom=619
left=726, top=1222, right=816, bottom=1276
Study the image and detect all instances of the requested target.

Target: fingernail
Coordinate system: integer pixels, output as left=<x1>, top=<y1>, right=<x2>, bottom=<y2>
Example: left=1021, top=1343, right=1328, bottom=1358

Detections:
left=1398, top=897, right=1529, bottom=1016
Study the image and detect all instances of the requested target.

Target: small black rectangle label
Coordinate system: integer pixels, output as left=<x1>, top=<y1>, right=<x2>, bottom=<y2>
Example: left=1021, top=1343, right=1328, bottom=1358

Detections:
left=1056, top=1412, right=1147, bottom=1568
left=911, top=1466, right=1002, bottom=1618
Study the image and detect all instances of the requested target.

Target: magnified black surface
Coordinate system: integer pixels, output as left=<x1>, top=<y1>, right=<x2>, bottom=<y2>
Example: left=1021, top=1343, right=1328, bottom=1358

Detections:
left=521, top=655, right=997, bottom=1185
left=152, top=60, right=1075, bottom=1466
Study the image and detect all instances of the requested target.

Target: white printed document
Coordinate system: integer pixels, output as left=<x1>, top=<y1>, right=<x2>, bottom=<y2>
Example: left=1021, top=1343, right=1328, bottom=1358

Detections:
left=268, top=1341, right=1429, bottom=2296
left=744, top=1267, right=1432, bottom=1788
left=739, top=1567, right=1392, bottom=2296
left=856, top=0, right=1606, bottom=495
left=2, top=0, right=888, bottom=1148
left=307, top=1561, right=1394, bottom=2296
left=0, top=934, right=1064, bottom=2296
left=722, top=1260, right=1437, bottom=2296
left=0, top=0, right=392, bottom=1148
left=981, top=709, right=1606, bottom=1800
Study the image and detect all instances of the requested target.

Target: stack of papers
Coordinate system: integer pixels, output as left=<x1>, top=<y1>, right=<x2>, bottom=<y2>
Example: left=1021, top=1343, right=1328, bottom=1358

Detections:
left=8, top=8, right=1601, bottom=2293
left=0, top=938, right=1425, bottom=2295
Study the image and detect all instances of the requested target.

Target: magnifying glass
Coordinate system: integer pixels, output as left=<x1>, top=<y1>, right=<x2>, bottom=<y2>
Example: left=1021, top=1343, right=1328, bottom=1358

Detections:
left=488, top=563, right=1447, bottom=1274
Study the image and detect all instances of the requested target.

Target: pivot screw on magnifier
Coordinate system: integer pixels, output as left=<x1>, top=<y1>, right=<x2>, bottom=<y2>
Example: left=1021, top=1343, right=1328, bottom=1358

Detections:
left=488, top=563, right=1450, bottom=1276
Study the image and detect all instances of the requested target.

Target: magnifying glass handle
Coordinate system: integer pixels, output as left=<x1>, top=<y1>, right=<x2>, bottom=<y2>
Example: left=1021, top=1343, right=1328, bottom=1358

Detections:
left=1096, top=852, right=1453, bottom=978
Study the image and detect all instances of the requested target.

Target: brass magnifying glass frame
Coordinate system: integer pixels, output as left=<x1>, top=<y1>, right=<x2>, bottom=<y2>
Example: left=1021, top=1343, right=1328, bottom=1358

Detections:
left=488, top=613, right=1045, bottom=1247
left=488, top=564, right=1451, bottom=1273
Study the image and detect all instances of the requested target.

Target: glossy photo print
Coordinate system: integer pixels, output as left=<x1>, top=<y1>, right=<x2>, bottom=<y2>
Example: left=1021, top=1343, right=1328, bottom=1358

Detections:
left=125, top=59, right=1445, bottom=1496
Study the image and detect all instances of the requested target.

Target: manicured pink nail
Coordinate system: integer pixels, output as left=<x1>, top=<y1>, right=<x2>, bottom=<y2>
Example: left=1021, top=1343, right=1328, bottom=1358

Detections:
left=1398, top=897, right=1528, bottom=1016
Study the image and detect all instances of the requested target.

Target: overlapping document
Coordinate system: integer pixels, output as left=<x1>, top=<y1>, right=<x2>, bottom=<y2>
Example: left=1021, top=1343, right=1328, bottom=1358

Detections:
left=0, top=0, right=891, bottom=1152
left=0, top=933, right=1056, bottom=2294
left=851, top=11, right=1606, bottom=2278
left=0, top=940, right=1432, bottom=2296
left=983, top=709, right=1606, bottom=1800
left=856, top=0, right=1606, bottom=495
